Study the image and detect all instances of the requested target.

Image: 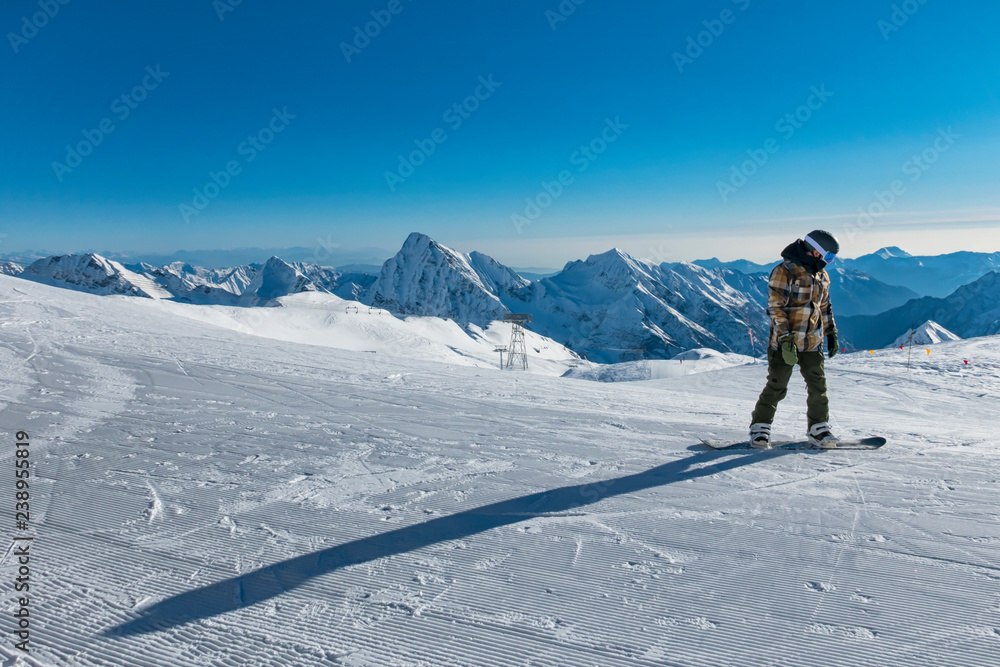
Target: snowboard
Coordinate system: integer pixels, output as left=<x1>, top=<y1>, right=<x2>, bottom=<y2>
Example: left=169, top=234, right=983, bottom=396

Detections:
left=701, top=436, right=886, bottom=451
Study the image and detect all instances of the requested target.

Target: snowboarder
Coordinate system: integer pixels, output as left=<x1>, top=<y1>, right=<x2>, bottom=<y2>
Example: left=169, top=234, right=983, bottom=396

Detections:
left=749, top=230, right=840, bottom=449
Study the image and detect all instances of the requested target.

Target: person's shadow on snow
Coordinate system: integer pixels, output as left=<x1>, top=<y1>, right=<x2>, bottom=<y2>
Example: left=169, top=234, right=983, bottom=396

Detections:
left=105, top=445, right=792, bottom=638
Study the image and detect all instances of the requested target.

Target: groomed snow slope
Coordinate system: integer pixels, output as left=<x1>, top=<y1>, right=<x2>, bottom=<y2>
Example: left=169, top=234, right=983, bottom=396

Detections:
left=1, top=276, right=999, bottom=666
left=563, top=348, right=758, bottom=383
left=137, top=290, right=580, bottom=376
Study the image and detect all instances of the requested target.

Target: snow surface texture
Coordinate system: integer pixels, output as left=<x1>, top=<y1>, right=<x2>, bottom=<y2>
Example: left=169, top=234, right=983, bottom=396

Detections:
left=2, top=276, right=1000, bottom=666
left=562, top=348, right=757, bottom=383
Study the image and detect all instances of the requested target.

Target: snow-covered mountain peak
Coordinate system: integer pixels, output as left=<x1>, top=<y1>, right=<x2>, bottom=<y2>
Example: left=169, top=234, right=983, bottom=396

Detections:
left=396, top=232, right=489, bottom=287
left=401, top=231, right=432, bottom=248
left=366, top=233, right=513, bottom=323
left=21, top=252, right=168, bottom=298
left=246, top=256, right=318, bottom=301
left=400, top=231, right=468, bottom=266
left=522, top=247, right=768, bottom=361
left=0, top=261, right=25, bottom=276
left=890, top=320, right=961, bottom=347
left=163, top=261, right=200, bottom=275
left=468, top=250, right=530, bottom=292
left=41, top=252, right=118, bottom=276
left=586, top=247, right=644, bottom=267
left=575, top=247, right=658, bottom=288
left=874, top=246, right=912, bottom=259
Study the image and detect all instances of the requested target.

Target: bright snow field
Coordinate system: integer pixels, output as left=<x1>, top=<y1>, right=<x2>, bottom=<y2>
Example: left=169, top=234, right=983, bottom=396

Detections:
left=0, top=275, right=999, bottom=666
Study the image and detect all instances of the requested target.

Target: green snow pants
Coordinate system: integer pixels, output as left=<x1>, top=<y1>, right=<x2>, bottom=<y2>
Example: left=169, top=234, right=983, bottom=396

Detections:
left=751, top=349, right=829, bottom=427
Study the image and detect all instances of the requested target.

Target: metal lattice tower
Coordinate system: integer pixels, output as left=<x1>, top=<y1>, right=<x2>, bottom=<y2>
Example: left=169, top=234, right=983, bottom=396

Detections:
left=503, top=313, right=533, bottom=370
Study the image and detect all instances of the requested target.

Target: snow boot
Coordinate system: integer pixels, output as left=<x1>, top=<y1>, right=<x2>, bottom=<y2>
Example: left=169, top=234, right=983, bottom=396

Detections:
left=749, top=423, right=772, bottom=449
left=808, top=422, right=839, bottom=448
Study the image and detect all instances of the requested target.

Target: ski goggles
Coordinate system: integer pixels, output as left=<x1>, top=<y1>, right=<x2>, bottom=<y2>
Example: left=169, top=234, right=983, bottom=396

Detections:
left=804, top=235, right=837, bottom=264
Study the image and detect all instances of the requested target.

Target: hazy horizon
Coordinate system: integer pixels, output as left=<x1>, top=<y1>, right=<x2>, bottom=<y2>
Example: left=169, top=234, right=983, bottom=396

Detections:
left=3, top=230, right=998, bottom=272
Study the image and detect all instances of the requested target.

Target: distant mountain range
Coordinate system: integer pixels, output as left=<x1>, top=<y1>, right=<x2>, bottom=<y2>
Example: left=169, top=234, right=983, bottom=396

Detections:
left=696, top=262, right=920, bottom=318
left=366, top=233, right=770, bottom=361
left=838, top=271, right=1000, bottom=349
left=842, top=246, right=1000, bottom=298
left=694, top=246, right=1000, bottom=300
left=1, top=234, right=768, bottom=361
left=4, top=235, right=999, bottom=362
left=3, top=254, right=376, bottom=307
left=1, top=246, right=393, bottom=271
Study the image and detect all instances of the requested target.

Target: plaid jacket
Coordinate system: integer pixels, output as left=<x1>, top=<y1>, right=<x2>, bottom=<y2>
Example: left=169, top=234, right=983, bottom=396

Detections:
left=767, top=260, right=836, bottom=352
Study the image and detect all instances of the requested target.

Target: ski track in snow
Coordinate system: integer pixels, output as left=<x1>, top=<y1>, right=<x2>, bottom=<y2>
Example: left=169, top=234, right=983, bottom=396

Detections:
left=0, top=276, right=999, bottom=666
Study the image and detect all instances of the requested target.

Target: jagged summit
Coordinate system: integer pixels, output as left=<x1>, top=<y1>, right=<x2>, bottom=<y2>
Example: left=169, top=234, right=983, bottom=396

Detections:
left=584, top=247, right=650, bottom=269
left=468, top=251, right=529, bottom=294
left=890, top=321, right=961, bottom=348
left=20, top=253, right=170, bottom=299
left=873, top=246, right=912, bottom=259
left=521, top=246, right=766, bottom=361
left=13, top=252, right=370, bottom=306
left=245, top=256, right=317, bottom=302
left=365, top=232, right=523, bottom=323
left=560, top=248, right=660, bottom=292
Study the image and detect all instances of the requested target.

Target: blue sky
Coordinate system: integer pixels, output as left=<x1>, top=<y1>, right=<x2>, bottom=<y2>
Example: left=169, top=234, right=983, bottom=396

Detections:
left=2, top=0, right=998, bottom=267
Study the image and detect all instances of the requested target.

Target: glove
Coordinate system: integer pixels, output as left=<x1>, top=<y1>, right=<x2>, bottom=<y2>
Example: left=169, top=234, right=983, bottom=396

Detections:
left=779, top=334, right=798, bottom=366
left=827, top=330, right=838, bottom=359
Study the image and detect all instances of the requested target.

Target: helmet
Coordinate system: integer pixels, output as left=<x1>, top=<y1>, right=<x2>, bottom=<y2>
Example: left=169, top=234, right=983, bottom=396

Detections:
left=804, top=230, right=840, bottom=263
